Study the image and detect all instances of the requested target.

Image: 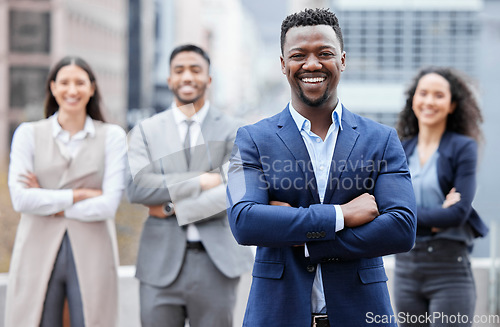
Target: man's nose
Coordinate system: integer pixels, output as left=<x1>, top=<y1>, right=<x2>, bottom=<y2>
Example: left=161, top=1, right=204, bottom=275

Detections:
left=302, top=55, right=322, bottom=71
left=180, top=70, right=194, bottom=82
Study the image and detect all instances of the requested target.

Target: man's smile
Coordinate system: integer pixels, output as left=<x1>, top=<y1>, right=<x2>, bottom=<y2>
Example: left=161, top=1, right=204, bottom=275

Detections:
left=300, top=77, right=326, bottom=83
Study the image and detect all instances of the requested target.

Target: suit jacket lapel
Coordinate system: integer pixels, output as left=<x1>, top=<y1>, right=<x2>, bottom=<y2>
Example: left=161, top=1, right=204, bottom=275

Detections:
left=144, top=109, right=189, bottom=172
left=324, top=106, right=360, bottom=204
left=190, top=107, right=219, bottom=171
left=276, top=105, right=320, bottom=203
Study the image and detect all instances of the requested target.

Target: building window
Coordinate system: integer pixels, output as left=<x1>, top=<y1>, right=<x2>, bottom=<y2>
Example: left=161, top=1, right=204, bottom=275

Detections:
left=9, top=10, right=51, bottom=53
left=9, top=66, right=49, bottom=110
left=337, top=7, right=479, bottom=81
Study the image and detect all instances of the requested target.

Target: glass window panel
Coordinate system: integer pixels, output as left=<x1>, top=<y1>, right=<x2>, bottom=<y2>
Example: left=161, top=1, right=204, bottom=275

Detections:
left=9, top=10, right=51, bottom=53
left=9, top=66, right=49, bottom=109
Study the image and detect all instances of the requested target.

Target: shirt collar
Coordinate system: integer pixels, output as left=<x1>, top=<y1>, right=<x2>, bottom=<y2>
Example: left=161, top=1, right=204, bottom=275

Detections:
left=288, top=99, right=343, bottom=133
left=171, top=101, right=210, bottom=126
left=50, top=112, right=95, bottom=139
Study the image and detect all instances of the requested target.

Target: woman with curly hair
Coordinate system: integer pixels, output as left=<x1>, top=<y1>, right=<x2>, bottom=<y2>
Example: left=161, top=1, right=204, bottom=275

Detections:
left=394, top=67, right=488, bottom=327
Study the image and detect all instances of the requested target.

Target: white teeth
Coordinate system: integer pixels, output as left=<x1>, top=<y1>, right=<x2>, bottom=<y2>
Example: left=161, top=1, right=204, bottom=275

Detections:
left=301, top=77, right=325, bottom=83
left=179, top=85, right=195, bottom=92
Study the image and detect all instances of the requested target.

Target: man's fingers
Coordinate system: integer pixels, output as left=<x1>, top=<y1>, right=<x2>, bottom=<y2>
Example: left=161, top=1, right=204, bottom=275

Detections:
left=270, top=201, right=291, bottom=207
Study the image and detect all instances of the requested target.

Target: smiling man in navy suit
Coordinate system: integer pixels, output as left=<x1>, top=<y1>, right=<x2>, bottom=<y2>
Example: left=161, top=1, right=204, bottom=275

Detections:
left=227, top=8, right=417, bottom=327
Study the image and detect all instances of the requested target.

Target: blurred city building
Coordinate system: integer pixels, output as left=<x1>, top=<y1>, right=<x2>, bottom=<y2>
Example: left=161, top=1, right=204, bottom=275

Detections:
left=127, top=0, right=265, bottom=128
left=290, top=0, right=481, bottom=125
left=128, top=0, right=155, bottom=112
left=474, top=0, right=500, bottom=260
left=0, top=0, right=128, bottom=167
left=330, top=0, right=482, bottom=126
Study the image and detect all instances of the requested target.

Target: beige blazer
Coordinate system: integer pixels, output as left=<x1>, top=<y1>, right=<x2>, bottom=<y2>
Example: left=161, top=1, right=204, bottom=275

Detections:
left=5, top=119, right=119, bottom=327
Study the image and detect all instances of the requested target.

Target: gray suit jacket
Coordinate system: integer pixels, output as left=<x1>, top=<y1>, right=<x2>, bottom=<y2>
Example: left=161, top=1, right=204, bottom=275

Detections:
left=126, top=106, right=254, bottom=287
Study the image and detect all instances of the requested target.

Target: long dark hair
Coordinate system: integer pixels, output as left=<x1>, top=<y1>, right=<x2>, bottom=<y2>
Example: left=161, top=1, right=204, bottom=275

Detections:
left=44, top=56, right=105, bottom=122
left=396, top=67, right=483, bottom=143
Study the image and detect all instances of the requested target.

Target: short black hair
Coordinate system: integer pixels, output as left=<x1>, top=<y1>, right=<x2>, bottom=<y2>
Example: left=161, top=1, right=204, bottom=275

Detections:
left=280, top=8, right=344, bottom=54
left=169, top=44, right=211, bottom=68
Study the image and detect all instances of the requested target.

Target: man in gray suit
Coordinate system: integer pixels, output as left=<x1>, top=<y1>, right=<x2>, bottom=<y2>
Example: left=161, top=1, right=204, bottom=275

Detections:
left=126, top=44, right=253, bottom=327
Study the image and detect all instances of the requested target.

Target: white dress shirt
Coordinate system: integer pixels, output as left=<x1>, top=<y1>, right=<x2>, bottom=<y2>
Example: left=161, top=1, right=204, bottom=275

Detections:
left=171, top=101, right=210, bottom=241
left=289, top=100, right=345, bottom=314
left=8, top=113, right=127, bottom=221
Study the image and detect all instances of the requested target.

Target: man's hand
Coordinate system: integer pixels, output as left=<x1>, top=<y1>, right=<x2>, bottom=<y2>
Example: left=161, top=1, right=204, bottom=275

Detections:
left=340, top=193, right=379, bottom=228
left=442, top=187, right=460, bottom=208
left=200, top=172, right=222, bottom=191
left=73, top=189, right=103, bottom=203
left=147, top=204, right=171, bottom=218
left=269, top=200, right=291, bottom=207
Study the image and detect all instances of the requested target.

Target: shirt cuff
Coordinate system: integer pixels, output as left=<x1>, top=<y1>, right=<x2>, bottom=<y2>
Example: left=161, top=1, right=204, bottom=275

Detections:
left=334, top=204, right=344, bottom=232
left=305, top=204, right=343, bottom=258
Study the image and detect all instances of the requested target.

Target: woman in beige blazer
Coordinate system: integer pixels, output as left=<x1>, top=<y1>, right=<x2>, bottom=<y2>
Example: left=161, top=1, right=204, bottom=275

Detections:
left=5, top=56, right=126, bottom=327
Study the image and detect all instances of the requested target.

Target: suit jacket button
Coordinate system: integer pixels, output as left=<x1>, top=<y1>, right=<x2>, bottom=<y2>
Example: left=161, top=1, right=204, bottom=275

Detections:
left=306, top=232, right=312, bottom=239
left=307, top=265, right=315, bottom=273
left=320, top=231, right=326, bottom=238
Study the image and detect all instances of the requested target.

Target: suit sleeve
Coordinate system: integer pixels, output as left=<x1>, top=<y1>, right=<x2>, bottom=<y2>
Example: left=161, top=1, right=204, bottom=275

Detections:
left=306, top=129, right=416, bottom=262
left=172, top=133, right=236, bottom=226
left=227, top=126, right=339, bottom=247
left=228, top=126, right=416, bottom=259
left=416, top=138, right=478, bottom=228
left=125, top=122, right=202, bottom=205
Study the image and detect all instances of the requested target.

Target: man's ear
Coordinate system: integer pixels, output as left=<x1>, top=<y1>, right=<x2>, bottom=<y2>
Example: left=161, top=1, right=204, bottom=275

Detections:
left=341, top=51, right=346, bottom=72
left=280, top=56, right=286, bottom=75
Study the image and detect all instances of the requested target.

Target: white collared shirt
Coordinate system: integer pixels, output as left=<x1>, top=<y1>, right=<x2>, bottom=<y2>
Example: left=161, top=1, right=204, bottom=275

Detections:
left=8, top=113, right=127, bottom=221
left=170, top=101, right=211, bottom=241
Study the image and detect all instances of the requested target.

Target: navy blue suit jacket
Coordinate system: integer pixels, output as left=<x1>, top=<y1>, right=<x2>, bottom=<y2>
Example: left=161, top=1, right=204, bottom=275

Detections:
left=402, top=131, right=488, bottom=238
left=227, top=105, right=417, bottom=326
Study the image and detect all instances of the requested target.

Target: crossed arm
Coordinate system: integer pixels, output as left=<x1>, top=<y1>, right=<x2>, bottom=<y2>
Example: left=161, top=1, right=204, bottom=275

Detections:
left=125, top=122, right=234, bottom=225
left=227, top=127, right=417, bottom=261
left=416, top=139, right=478, bottom=229
left=9, top=123, right=126, bottom=221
